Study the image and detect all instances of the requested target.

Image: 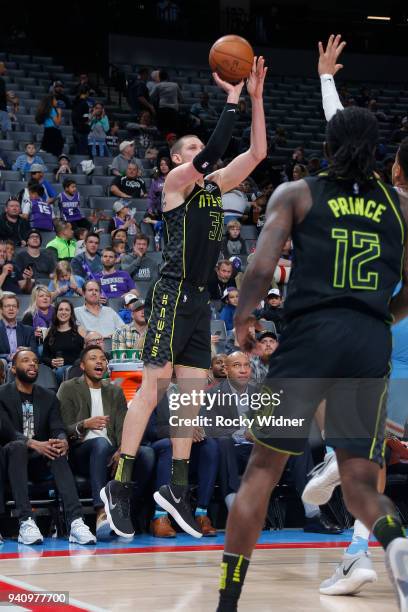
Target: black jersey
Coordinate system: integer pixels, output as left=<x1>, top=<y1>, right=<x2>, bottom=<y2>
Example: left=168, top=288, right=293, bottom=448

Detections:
left=159, top=180, right=223, bottom=286
left=284, top=175, right=406, bottom=322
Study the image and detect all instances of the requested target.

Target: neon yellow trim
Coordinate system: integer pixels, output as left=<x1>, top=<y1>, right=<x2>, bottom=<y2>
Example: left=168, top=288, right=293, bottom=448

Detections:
left=233, top=555, right=244, bottom=583
left=182, top=188, right=204, bottom=278
left=369, top=380, right=388, bottom=459
left=249, top=429, right=303, bottom=455
left=169, top=280, right=183, bottom=365
left=377, top=180, right=405, bottom=244
left=219, top=562, right=227, bottom=590
left=140, top=278, right=161, bottom=358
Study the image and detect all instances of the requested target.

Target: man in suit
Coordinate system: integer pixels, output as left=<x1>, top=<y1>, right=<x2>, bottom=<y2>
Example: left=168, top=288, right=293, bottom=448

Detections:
left=0, top=294, right=37, bottom=363
left=58, top=345, right=155, bottom=539
left=0, top=349, right=96, bottom=545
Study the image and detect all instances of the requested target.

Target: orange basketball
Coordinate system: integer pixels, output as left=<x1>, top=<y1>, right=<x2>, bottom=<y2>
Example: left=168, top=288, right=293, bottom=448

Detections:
left=209, top=35, right=254, bottom=83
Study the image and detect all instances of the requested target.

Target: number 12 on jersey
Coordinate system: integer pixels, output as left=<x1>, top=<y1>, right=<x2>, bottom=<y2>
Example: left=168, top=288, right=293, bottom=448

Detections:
left=331, top=229, right=381, bottom=290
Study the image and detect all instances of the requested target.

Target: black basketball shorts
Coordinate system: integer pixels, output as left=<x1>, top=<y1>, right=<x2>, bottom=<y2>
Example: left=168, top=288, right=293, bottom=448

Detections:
left=141, top=277, right=211, bottom=370
left=250, top=307, right=392, bottom=465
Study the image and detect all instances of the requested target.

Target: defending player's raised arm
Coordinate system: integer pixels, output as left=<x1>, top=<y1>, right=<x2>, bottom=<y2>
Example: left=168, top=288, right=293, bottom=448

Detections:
left=390, top=194, right=408, bottom=323
left=213, top=56, right=267, bottom=194
left=163, top=78, right=244, bottom=194
left=234, top=182, right=295, bottom=352
left=318, top=34, right=346, bottom=121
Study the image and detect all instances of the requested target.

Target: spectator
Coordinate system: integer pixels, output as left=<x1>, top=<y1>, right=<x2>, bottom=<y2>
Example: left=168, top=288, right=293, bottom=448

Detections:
left=127, top=67, right=155, bottom=118
left=111, top=141, right=138, bottom=177
left=21, top=182, right=54, bottom=232
left=392, top=117, right=408, bottom=144
left=71, top=86, right=90, bottom=154
left=112, top=239, right=126, bottom=264
left=71, top=74, right=98, bottom=97
left=0, top=242, right=33, bottom=295
left=5, top=239, right=15, bottom=262
left=107, top=201, right=137, bottom=235
left=292, top=163, right=309, bottom=181
left=255, top=288, right=285, bottom=334
left=74, top=280, right=125, bottom=337
left=221, top=220, right=247, bottom=258
left=106, top=120, right=120, bottom=155
left=0, top=295, right=37, bottom=363
left=58, top=345, right=155, bottom=539
left=127, top=110, right=159, bottom=151
left=67, top=331, right=106, bottom=379
left=46, top=221, right=76, bottom=262
left=157, top=134, right=176, bottom=162
left=95, top=248, right=136, bottom=299
left=208, top=353, right=227, bottom=386
left=286, top=146, right=307, bottom=179
left=117, top=292, right=138, bottom=324
left=56, top=179, right=91, bottom=231
left=121, top=233, right=158, bottom=284
left=74, top=227, right=88, bottom=255
left=0, top=348, right=96, bottom=545
left=113, top=297, right=146, bottom=348
left=151, top=70, right=182, bottom=135
left=208, top=260, right=236, bottom=301
left=50, top=80, right=71, bottom=110
left=35, top=95, right=64, bottom=157
left=22, top=286, right=54, bottom=344
left=71, top=233, right=102, bottom=280
left=219, top=287, right=239, bottom=332
left=147, top=69, right=160, bottom=94
left=271, top=126, right=287, bottom=149
left=146, top=157, right=170, bottom=216
left=88, top=102, right=110, bottom=157
left=222, top=183, right=250, bottom=224
left=15, top=229, right=55, bottom=279
left=54, top=154, right=73, bottom=181
left=12, top=143, right=47, bottom=175
left=224, top=315, right=261, bottom=355
left=0, top=198, right=31, bottom=246
left=0, top=62, right=10, bottom=133
left=110, top=162, right=147, bottom=200
left=41, top=300, right=85, bottom=383
left=0, top=147, right=9, bottom=169
left=48, top=261, right=85, bottom=300
left=307, top=157, right=321, bottom=175
left=6, top=90, right=19, bottom=128
left=21, top=165, right=57, bottom=206
left=190, top=92, right=217, bottom=122
left=250, top=330, right=279, bottom=384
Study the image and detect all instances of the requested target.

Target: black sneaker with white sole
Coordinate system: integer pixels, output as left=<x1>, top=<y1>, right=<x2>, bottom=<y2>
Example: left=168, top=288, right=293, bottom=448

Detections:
left=153, top=485, right=202, bottom=538
left=100, top=480, right=134, bottom=539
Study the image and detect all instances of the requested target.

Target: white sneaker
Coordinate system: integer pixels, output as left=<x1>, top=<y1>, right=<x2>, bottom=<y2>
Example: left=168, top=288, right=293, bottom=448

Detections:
left=385, top=537, right=408, bottom=612
left=18, top=518, right=43, bottom=545
left=319, top=550, right=377, bottom=595
left=302, top=453, right=341, bottom=505
left=69, top=518, right=96, bottom=545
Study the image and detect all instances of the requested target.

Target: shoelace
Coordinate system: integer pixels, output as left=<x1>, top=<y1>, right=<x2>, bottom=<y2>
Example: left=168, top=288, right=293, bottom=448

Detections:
left=307, top=455, right=334, bottom=478
left=117, top=490, right=131, bottom=519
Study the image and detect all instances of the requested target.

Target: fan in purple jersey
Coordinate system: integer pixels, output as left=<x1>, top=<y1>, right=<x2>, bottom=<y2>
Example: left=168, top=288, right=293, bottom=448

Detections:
left=94, top=247, right=137, bottom=299
left=26, top=182, right=54, bottom=231
left=57, top=179, right=91, bottom=231
left=107, top=201, right=137, bottom=235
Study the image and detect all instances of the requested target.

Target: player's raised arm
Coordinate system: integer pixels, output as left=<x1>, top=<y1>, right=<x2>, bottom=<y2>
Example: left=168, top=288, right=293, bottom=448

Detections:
left=319, top=34, right=346, bottom=121
left=390, top=194, right=408, bottom=323
left=163, top=78, right=244, bottom=194
left=213, top=56, right=267, bottom=194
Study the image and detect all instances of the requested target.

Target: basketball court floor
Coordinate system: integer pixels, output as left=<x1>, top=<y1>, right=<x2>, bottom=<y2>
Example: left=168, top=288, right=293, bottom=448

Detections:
left=0, top=530, right=397, bottom=611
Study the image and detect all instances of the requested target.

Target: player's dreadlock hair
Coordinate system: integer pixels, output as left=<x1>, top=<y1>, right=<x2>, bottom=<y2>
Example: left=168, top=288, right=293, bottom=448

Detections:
left=326, top=106, right=378, bottom=185
left=396, top=137, right=408, bottom=180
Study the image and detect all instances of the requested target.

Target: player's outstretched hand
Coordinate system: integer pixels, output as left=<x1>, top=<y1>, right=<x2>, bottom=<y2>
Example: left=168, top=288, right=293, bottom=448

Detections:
left=212, top=72, right=244, bottom=103
left=235, top=317, right=263, bottom=355
left=318, top=34, right=346, bottom=76
left=246, top=56, right=267, bottom=100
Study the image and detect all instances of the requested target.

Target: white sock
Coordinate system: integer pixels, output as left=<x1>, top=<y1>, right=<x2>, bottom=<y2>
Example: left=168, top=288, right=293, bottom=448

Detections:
left=353, top=519, right=370, bottom=540
left=225, top=493, right=236, bottom=510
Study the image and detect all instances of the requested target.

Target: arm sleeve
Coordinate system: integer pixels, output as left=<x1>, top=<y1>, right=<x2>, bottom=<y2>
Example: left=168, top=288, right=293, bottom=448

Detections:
left=192, top=103, right=238, bottom=173
left=320, top=74, right=344, bottom=122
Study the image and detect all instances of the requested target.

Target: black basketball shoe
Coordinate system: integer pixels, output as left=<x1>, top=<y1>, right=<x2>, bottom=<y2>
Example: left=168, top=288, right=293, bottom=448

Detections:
left=100, top=480, right=134, bottom=538
left=153, top=485, right=202, bottom=538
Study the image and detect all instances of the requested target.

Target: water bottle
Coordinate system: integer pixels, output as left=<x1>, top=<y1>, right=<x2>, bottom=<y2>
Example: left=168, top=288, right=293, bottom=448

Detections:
left=154, top=233, right=161, bottom=252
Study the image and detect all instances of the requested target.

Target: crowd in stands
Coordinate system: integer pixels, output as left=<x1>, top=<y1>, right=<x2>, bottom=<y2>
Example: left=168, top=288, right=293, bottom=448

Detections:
left=0, top=49, right=405, bottom=543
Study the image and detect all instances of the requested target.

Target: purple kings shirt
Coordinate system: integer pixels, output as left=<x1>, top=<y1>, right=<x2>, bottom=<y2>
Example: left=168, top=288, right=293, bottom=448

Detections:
left=30, top=199, right=54, bottom=231
left=58, top=192, right=83, bottom=222
left=94, top=270, right=135, bottom=298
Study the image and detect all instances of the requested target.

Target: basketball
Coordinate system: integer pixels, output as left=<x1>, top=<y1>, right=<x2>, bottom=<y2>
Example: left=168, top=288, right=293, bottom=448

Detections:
left=209, top=35, right=254, bottom=83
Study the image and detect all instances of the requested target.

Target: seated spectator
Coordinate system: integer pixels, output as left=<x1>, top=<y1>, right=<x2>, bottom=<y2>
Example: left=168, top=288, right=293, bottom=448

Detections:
left=117, top=292, right=138, bottom=324
left=221, top=220, right=247, bottom=258
left=208, top=353, right=227, bottom=386
left=112, top=239, right=126, bottom=264
left=292, top=163, right=309, bottom=181
left=107, top=201, right=137, bottom=235
left=22, top=285, right=54, bottom=342
left=46, top=221, right=77, bottom=262
left=111, top=228, right=130, bottom=252
left=0, top=241, right=33, bottom=295
left=0, top=349, right=96, bottom=545
left=71, top=233, right=103, bottom=280
left=71, top=86, right=91, bottom=155
left=56, top=179, right=91, bottom=231
left=74, top=280, right=125, bottom=337
left=54, top=154, right=73, bottom=181
left=222, top=183, right=250, bottom=225
left=71, top=73, right=98, bottom=97
left=127, top=110, right=160, bottom=151
left=307, top=157, right=321, bottom=175
left=42, top=299, right=85, bottom=383
left=250, top=330, right=279, bottom=384
left=111, top=141, right=138, bottom=176
left=35, top=95, right=64, bottom=157
left=5, top=239, right=14, bottom=262
left=219, top=287, right=239, bottom=332
left=286, top=146, right=307, bottom=180
left=146, top=157, right=170, bottom=214
left=113, top=297, right=146, bottom=347
left=48, top=261, right=85, bottom=300
left=255, top=288, right=285, bottom=334
left=271, top=126, right=287, bottom=149
left=0, top=198, right=31, bottom=246
left=74, top=227, right=88, bottom=255
left=0, top=294, right=37, bottom=363
left=190, top=92, right=217, bottom=122
left=58, top=345, right=155, bottom=539
left=110, top=162, right=147, bottom=200
left=95, top=248, right=136, bottom=299
left=224, top=315, right=261, bottom=355
left=12, top=143, right=47, bottom=175
left=50, top=80, right=71, bottom=110
left=22, top=164, right=57, bottom=204
left=208, top=260, right=236, bottom=301
left=22, top=182, right=55, bottom=231
left=15, top=229, right=55, bottom=279
left=88, top=102, right=110, bottom=157
left=121, top=233, right=158, bottom=284
left=67, top=331, right=106, bottom=379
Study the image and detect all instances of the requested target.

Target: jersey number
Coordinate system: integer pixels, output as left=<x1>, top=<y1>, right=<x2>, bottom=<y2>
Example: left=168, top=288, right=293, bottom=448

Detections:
left=38, top=204, right=50, bottom=215
left=331, top=229, right=381, bottom=290
left=208, top=211, right=224, bottom=242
